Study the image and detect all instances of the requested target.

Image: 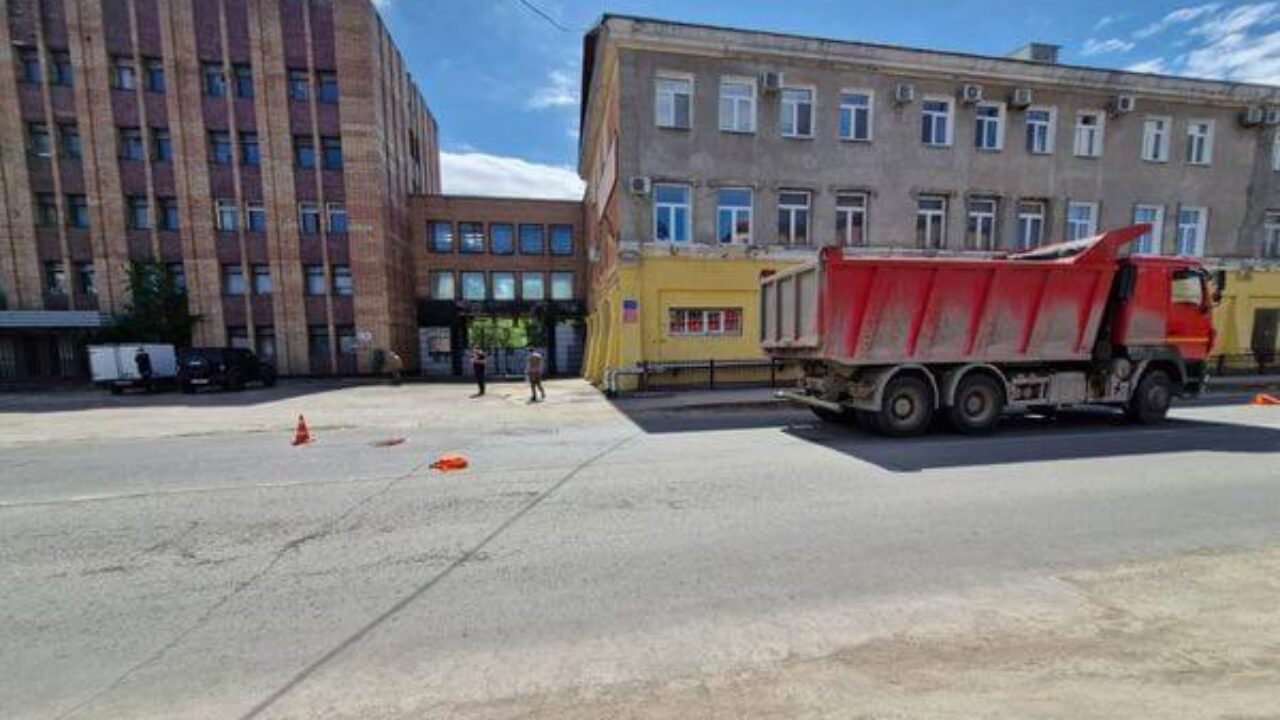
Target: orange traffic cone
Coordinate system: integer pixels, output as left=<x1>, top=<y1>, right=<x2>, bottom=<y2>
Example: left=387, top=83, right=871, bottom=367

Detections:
left=292, top=414, right=313, bottom=445
left=1252, top=393, right=1280, bottom=406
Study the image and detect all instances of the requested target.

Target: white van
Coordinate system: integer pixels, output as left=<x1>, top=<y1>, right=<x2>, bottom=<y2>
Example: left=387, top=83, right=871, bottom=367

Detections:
left=88, top=344, right=178, bottom=394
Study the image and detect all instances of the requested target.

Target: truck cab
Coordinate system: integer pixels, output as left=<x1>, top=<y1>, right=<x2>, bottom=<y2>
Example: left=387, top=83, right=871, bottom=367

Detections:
left=1112, top=257, right=1216, bottom=377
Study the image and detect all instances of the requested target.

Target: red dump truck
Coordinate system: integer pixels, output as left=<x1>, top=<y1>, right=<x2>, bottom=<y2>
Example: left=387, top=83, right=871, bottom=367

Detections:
left=760, top=225, right=1218, bottom=436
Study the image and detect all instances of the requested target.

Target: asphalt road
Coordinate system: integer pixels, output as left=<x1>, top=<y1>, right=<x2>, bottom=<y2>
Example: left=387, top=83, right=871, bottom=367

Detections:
left=2, top=382, right=1278, bottom=718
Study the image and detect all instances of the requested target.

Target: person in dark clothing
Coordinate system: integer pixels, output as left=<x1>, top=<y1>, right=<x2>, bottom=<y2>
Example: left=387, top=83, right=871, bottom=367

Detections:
left=134, top=347, right=153, bottom=392
left=525, top=348, right=546, bottom=402
left=471, top=347, right=487, bottom=396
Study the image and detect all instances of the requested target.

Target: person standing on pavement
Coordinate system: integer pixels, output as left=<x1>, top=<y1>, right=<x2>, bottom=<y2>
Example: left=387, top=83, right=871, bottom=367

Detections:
left=134, top=346, right=153, bottom=392
left=525, top=348, right=546, bottom=403
left=385, top=349, right=403, bottom=386
left=471, top=346, right=487, bottom=396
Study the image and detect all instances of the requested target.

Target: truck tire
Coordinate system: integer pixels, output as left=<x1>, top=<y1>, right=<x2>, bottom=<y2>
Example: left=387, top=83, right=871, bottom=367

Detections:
left=876, top=376, right=934, bottom=437
left=947, top=374, right=1004, bottom=435
left=1127, top=370, right=1172, bottom=424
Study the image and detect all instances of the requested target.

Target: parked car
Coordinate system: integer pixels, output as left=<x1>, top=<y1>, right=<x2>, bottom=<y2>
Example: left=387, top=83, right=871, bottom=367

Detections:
left=177, top=347, right=277, bottom=392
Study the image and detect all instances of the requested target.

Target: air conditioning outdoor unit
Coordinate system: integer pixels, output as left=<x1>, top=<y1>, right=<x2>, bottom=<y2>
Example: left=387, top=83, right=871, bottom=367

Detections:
left=1265, top=107, right=1280, bottom=125
left=760, top=71, right=784, bottom=93
left=629, top=176, right=651, bottom=195
left=893, top=83, right=916, bottom=104
left=1010, top=87, right=1033, bottom=108
left=959, top=84, right=983, bottom=104
left=1240, top=106, right=1265, bottom=127
left=1109, top=94, right=1136, bottom=115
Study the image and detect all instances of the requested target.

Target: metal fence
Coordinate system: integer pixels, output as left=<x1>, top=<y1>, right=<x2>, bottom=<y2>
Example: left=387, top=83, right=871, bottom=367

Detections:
left=636, top=359, right=798, bottom=391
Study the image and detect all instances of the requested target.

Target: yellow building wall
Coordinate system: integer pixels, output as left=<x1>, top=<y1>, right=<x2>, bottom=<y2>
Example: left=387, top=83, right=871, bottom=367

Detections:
left=1212, top=266, right=1280, bottom=366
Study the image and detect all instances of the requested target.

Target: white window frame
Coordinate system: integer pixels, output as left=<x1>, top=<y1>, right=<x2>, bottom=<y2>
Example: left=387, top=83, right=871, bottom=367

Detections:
left=668, top=308, right=744, bottom=337
left=1264, top=211, right=1280, bottom=258
left=921, top=96, right=953, bottom=147
left=655, top=73, right=693, bottom=130
left=1025, top=106, right=1056, bottom=155
left=917, top=195, right=948, bottom=249
left=836, top=192, right=869, bottom=247
left=974, top=102, right=1005, bottom=151
left=777, top=190, right=811, bottom=246
left=1016, top=200, right=1046, bottom=250
left=966, top=197, right=998, bottom=250
left=1185, top=119, right=1214, bottom=165
left=838, top=89, right=873, bottom=142
left=1273, top=133, right=1280, bottom=172
left=1141, top=115, right=1172, bottom=163
left=215, top=199, right=239, bottom=232
left=716, top=187, right=753, bottom=245
left=780, top=86, right=815, bottom=138
left=653, top=183, right=692, bottom=243
left=1132, top=204, right=1165, bottom=255
left=1073, top=110, right=1104, bottom=158
left=1176, top=206, right=1208, bottom=257
left=718, top=77, right=756, bottom=133
left=1067, top=201, right=1098, bottom=240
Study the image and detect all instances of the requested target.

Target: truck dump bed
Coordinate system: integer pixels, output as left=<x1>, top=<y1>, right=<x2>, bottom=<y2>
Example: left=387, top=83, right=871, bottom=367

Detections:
left=760, top=226, right=1146, bottom=366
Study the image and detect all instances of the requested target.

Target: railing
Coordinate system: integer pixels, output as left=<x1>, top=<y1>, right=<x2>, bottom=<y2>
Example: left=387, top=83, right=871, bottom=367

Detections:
left=636, top=358, right=797, bottom=391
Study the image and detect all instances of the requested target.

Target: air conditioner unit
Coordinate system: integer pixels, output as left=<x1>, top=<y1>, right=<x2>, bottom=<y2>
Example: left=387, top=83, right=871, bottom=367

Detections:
left=893, top=83, right=916, bottom=104
left=760, top=71, right=784, bottom=93
left=1240, top=106, right=1265, bottom=127
left=1010, top=87, right=1033, bottom=108
left=1265, top=107, right=1280, bottom=125
left=959, top=84, right=983, bottom=104
left=1109, top=94, right=1136, bottom=115
left=628, top=176, right=651, bottom=195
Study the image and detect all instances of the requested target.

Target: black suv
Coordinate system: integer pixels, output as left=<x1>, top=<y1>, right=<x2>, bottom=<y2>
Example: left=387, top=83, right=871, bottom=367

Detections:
left=177, top=347, right=277, bottom=393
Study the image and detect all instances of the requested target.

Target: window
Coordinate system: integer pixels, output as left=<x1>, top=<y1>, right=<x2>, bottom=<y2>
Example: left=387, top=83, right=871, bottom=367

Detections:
left=457, top=222, right=484, bottom=253
left=119, top=127, right=146, bottom=161
left=974, top=103, right=1004, bottom=151
left=45, top=261, right=67, bottom=294
left=127, top=195, right=151, bottom=230
left=332, top=265, right=352, bottom=296
left=1133, top=205, right=1165, bottom=255
left=227, top=326, right=250, bottom=350
left=321, top=136, right=342, bottom=169
left=716, top=188, right=752, bottom=245
left=51, top=52, right=72, bottom=86
left=222, top=264, right=246, bottom=295
left=839, top=91, right=872, bottom=141
left=158, top=197, right=180, bottom=231
left=20, top=49, right=41, bottom=84
left=430, top=221, right=453, bottom=252
left=461, top=272, right=486, bottom=300
left=35, top=193, right=58, bottom=227
left=294, top=136, right=315, bottom=168
left=327, top=203, right=348, bottom=234
left=245, top=201, right=266, bottom=232
left=151, top=128, right=171, bottom=162
left=1274, top=133, right=1280, bottom=172
left=519, top=224, right=545, bottom=254
left=299, top=203, right=321, bottom=234
left=780, top=88, right=814, bottom=138
left=1025, top=107, right=1055, bottom=154
left=1016, top=201, right=1045, bottom=250
left=668, top=308, right=743, bottom=337
left=337, top=326, right=357, bottom=356
left=29, top=123, right=52, bottom=157
left=917, top=195, right=947, bottom=249
left=251, top=265, right=272, bottom=295
left=492, top=272, right=516, bottom=301
left=921, top=98, right=952, bottom=146
left=1141, top=116, right=1171, bottom=162
left=777, top=191, right=811, bottom=246
left=233, top=64, right=253, bottom=99
left=551, top=224, right=574, bottom=255
left=288, top=69, right=310, bottom=101
left=1264, top=212, right=1280, bottom=258
left=308, top=326, right=330, bottom=359
left=240, top=132, right=260, bottom=166
left=66, top=194, right=89, bottom=228
left=304, top=265, right=326, bottom=295
left=144, top=58, right=164, bottom=92
left=75, top=262, right=96, bottom=295
left=431, top=271, right=455, bottom=299
left=1067, top=202, right=1098, bottom=241
left=112, top=57, right=136, bottom=90
left=216, top=199, right=239, bottom=231
left=490, top=223, right=514, bottom=254
left=1176, top=207, right=1207, bottom=256
left=1073, top=111, right=1104, bottom=157
left=167, top=262, right=186, bottom=291
left=521, top=272, right=545, bottom=300
left=966, top=198, right=998, bottom=250
left=836, top=193, right=868, bottom=247
left=255, top=327, right=275, bottom=360
left=209, top=131, right=232, bottom=165
left=1186, top=120, right=1214, bottom=165
left=655, top=75, right=692, bottom=129
left=60, top=124, right=82, bottom=159
left=653, top=184, right=691, bottom=242
left=719, top=79, right=755, bottom=133
left=317, top=71, right=339, bottom=103
left=203, top=64, right=226, bottom=97
left=551, top=272, right=574, bottom=300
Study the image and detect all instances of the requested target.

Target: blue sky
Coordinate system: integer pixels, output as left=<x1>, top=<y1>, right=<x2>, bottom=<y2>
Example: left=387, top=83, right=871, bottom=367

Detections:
left=373, top=1, right=1280, bottom=198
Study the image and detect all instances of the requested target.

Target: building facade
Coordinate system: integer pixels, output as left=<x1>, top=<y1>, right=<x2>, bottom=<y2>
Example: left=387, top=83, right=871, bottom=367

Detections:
left=412, top=195, right=587, bottom=378
left=577, top=15, right=1280, bottom=389
left=0, top=0, right=440, bottom=380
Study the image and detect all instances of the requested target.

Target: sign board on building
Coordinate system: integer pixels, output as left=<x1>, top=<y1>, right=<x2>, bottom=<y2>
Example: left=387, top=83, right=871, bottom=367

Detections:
left=622, top=299, right=638, bottom=324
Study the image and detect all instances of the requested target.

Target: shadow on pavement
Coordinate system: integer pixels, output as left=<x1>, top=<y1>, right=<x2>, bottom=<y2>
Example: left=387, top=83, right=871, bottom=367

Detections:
left=0, top=378, right=394, bottom=413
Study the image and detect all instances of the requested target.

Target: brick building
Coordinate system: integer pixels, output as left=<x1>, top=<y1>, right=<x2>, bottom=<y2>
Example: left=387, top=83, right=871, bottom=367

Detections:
left=412, top=195, right=587, bottom=378
left=0, top=0, right=439, bottom=380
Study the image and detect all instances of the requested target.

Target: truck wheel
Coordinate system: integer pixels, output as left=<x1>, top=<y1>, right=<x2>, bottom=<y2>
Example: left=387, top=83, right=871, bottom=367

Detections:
left=1127, top=370, right=1172, bottom=424
left=877, top=376, right=934, bottom=437
left=948, top=374, right=1004, bottom=435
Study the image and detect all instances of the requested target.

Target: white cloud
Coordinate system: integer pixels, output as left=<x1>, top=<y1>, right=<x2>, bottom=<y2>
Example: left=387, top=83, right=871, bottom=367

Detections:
left=1187, top=2, right=1278, bottom=39
left=528, top=70, right=579, bottom=109
left=1181, top=29, right=1280, bottom=84
left=1120, top=3, right=1280, bottom=84
left=440, top=151, right=584, bottom=200
left=1094, top=15, right=1117, bottom=30
left=1081, top=37, right=1136, bottom=56
left=1133, top=3, right=1222, bottom=38
left=1126, top=57, right=1169, bottom=73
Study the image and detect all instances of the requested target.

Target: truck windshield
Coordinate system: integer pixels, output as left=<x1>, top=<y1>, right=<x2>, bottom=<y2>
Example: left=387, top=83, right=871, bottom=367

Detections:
left=1171, top=270, right=1204, bottom=306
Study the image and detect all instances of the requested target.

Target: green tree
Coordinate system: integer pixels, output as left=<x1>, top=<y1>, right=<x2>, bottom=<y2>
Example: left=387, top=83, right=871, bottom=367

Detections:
left=103, top=261, right=197, bottom=347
